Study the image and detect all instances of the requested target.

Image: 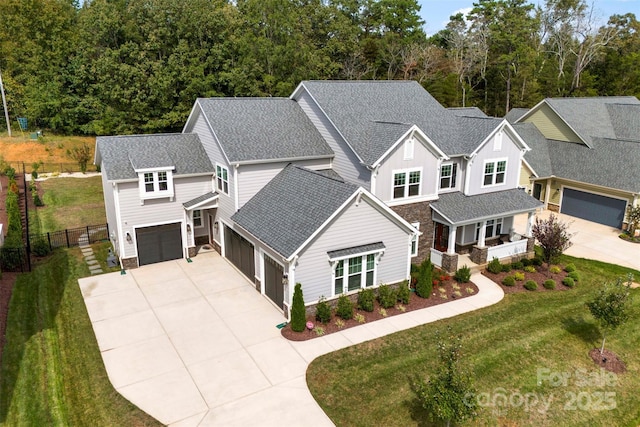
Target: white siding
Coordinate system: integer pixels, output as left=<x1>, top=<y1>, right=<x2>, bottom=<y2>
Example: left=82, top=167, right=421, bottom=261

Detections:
left=294, top=197, right=411, bottom=303
left=295, top=90, right=370, bottom=187
left=467, top=130, right=523, bottom=195
left=376, top=134, right=440, bottom=203
left=437, top=157, right=464, bottom=194
left=117, top=176, right=213, bottom=258
left=237, top=158, right=331, bottom=208
left=101, top=167, right=118, bottom=250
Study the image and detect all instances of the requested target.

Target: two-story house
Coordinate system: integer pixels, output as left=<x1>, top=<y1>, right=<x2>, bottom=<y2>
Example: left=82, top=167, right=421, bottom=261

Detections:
left=96, top=80, right=542, bottom=318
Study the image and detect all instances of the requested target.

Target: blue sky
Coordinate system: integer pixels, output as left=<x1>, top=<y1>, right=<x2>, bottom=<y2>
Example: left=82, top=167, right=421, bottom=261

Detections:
left=417, top=0, right=640, bottom=35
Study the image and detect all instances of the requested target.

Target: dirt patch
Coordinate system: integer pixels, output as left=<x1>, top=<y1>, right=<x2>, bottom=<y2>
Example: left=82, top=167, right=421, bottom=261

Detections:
left=589, top=348, right=627, bottom=373
left=281, top=280, right=479, bottom=341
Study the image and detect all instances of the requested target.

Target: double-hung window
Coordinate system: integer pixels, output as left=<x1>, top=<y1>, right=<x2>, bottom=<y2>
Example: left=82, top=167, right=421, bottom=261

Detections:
left=410, top=222, right=420, bottom=257
left=393, top=168, right=421, bottom=199
left=439, top=163, right=457, bottom=190
left=216, top=164, right=229, bottom=195
left=139, top=169, right=173, bottom=200
left=483, top=160, right=507, bottom=186
left=193, top=210, right=203, bottom=228
left=476, top=218, right=503, bottom=240
left=332, top=251, right=380, bottom=296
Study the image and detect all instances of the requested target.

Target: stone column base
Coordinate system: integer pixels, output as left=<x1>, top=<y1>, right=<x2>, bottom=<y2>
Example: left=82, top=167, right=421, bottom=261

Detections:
left=187, top=246, right=197, bottom=258
left=121, top=257, right=138, bottom=270
left=470, top=246, right=488, bottom=265
left=441, top=253, right=458, bottom=273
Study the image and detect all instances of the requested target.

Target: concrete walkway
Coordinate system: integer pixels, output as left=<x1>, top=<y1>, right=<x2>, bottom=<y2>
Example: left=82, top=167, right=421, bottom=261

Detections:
left=78, top=252, right=504, bottom=426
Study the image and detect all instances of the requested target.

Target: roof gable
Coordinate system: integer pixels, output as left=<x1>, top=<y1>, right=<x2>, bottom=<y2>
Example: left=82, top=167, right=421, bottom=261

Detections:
left=196, top=98, right=333, bottom=164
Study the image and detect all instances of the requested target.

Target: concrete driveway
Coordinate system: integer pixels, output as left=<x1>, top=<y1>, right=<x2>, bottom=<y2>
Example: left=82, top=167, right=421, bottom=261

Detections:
left=78, top=251, right=505, bottom=426
left=515, top=210, right=640, bottom=271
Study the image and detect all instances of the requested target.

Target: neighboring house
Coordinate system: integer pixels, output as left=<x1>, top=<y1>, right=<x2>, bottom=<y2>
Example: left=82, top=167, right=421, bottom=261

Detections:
left=509, top=97, right=640, bottom=229
left=96, top=80, right=544, bottom=318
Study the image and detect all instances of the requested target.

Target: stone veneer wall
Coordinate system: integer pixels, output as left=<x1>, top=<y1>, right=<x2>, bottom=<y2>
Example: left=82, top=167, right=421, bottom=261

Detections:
left=390, top=201, right=434, bottom=265
left=121, top=257, right=138, bottom=270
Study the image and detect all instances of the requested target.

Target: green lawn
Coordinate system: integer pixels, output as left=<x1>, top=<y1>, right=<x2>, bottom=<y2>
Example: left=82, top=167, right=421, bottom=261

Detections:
left=0, top=249, right=161, bottom=426
left=34, top=176, right=106, bottom=233
left=307, top=256, right=640, bottom=426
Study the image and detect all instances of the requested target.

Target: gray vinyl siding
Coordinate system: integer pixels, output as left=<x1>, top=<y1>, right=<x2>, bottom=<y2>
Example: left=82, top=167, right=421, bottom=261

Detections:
left=237, top=158, right=331, bottom=208
left=376, top=135, right=440, bottom=202
left=295, top=90, right=370, bottom=187
left=467, top=131, right=523, bottom=196
left=117, top=176, right=213, bottom=258
left=100, top=166, right=118, bottom=250
left=524, top=104, right=579, bottom=143
left=295, top=197, right=411, bottom=303
left=438, top=158, right=464, bottom=194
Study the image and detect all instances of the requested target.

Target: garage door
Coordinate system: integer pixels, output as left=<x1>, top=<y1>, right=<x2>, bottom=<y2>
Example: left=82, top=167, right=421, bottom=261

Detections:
left=136, top=223, right=183, bottom=266
left=264, top=254, right=284, bottom=310
left=224, top=226, right=255, bottom=280
left=561, top=188, right=626, bottom=228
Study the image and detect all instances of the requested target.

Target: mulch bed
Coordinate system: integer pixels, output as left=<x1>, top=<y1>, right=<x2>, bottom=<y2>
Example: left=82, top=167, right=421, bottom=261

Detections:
left=589, top=348, right=627, bottom=374
left=281, top=280, right=479, bottom=341
left=482, top=264, right=574, bottom=294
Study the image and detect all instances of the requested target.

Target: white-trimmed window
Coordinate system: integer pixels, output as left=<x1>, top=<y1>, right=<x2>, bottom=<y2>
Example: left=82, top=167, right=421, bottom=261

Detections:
left=476, top=218, right=503, bottom=240
left=410, top=222, right=420, bottom=257
left=216, top=164, right=229, bottom=195
left=138, top=169, right=173, bottom=200
left=393, top=168, right=421, bottom=199
left=333, top=252, right=380, bottom=295
left=439, top=163, right=457, bottom=190
left=193, top=210, right=203, bottom=228
left=483, top=159, right=507, bottom=186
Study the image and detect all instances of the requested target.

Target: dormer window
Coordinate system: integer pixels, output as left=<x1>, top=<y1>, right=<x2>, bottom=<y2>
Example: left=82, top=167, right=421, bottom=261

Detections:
left=138, top=168, right=174, bottom=200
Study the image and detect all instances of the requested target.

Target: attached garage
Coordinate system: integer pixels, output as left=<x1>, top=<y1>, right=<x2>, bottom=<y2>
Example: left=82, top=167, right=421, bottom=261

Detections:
left=264, top=254, right=284, bottom=310
left=224, top=226, right=255, bottom=280
left=136, top=223, right=183, bottom=266
left=561, top=188, right=627, bottom=228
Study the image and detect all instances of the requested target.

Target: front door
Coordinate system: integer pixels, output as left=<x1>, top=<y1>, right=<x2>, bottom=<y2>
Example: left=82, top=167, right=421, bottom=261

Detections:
left=533, top=183, right=542, bottom=200
left=433, top=223, right=449, bottom=252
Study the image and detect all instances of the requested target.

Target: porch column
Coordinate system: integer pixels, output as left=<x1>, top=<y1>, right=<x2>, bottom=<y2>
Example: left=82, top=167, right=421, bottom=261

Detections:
left=446, top=226, right=457, bottom=255
left=544, top=180, right=552, bottom=208
left=525, top=211, right=535, bottom=237
left=477, top=220, right=487, bottom=247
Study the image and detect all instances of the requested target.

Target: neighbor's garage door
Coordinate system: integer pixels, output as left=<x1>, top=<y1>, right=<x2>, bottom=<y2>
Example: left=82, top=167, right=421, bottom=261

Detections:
left=136, top=223, right=183, bottom=266
left=264, top=254, right=284, bottom=310
left=224, top=226, right=255, bottom=280
left=561, top=188, right=626, bottom=228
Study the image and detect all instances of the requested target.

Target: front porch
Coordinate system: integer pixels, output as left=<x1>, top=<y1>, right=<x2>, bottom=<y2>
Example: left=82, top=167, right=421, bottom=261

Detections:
left=429, top=190, right=543, bottom=273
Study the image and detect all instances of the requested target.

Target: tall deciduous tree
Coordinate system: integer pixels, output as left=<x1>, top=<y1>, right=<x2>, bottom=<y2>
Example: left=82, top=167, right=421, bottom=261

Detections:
left=531, top=213, right=573, bottom=265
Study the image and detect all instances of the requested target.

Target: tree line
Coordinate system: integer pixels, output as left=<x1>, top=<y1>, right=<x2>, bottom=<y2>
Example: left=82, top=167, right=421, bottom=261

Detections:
left=0, top=0, right=638, bottom=135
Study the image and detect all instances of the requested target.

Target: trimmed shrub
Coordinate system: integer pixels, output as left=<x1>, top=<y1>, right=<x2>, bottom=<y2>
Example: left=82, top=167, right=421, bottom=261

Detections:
left=549, top=265, right=561, bottom=274
left=564, top=263, right=576, bottom=273
left=521, top=258, right=532, bottom=267
left=543, top=279, right=556, bottom=290
left=487, top=257, right=502, bottom=274
left=568, top=271, right=580, bottom=282
left=336, top=294, right=354, bottom=320
left=514, top=272, right=525, bottom=281
left=31, top=238, right=51, bottom=257
left=532, top=256, right=543, bottom=266
left=397, top=281, right=411, bottom=304
left=377, top=284, right=397, bottom=309
left=524, top=265, right=536, bottom=273
left=454, top=265, right=471, bottom=283
left=33, top=194, right=44, bottom=207
left=524, top=280, right=538, bottom=291
left=315, top=297, right=331, bottom=324
left=502, top=276, right=516, bottom=287
left=511, top=261, right=524, bottom=270
left=416, top=259, right=433, bottom=298
left=501, top=263, right=512, bottom=273
left=357, top=288, right=375, bottom=312
left=291, top=283, right=306, bottom=332
left=562, top=277, right=575, bottom=288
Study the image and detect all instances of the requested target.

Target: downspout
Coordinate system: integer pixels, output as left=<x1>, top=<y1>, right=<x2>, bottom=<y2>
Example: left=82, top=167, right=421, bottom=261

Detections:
left=463, top=155, right=473, bottom=195
left=233, top=163, right=240, bottom=211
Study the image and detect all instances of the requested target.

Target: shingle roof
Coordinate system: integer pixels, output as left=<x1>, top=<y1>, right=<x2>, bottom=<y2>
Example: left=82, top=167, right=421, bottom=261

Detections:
left=431, top=189, right=543, bottom=225
left=300, top=80, right=498, bottom=158
left=504, top=108, right=529, bottom=123
left=607, top=103, right=640, bottom=142
left=327, top=242, right=385, bottom=259
left=96, top=133, right=213, bottom=181
left=197, top=98, right=333, bottom=163
left=545, top=97, right=640, bottom=147
left=515, top=123, right=553, bottom=178
left=231, top=164, right=359, bottom=258
left=183, top=192, right=218, bottom=209
left=447, top=107, right=488, bottom=118
left=362, top=121, right=413, bottom=165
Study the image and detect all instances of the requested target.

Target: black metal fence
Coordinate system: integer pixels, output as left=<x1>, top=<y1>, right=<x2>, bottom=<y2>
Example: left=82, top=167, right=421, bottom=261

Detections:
left=0, top=247, right=28, bottom=272
left=29, top=224, right=109, bottom=251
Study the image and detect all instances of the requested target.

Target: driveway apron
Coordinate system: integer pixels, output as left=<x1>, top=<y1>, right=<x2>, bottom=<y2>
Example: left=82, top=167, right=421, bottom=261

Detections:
left=79, top=252, right=505, bottom=426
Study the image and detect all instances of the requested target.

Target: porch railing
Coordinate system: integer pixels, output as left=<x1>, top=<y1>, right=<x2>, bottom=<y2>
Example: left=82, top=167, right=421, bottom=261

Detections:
left=487, top=239, right=528, bottom=260
left=430, top=248, right=443, bottom=268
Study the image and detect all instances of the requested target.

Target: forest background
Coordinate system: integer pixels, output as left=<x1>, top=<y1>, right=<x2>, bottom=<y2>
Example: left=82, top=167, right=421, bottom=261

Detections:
left=0, top=0, right=638, bottom=136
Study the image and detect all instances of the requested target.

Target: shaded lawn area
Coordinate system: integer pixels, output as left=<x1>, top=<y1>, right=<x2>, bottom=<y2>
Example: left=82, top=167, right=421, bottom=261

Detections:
left=35, top=175, right=106, bottom=233
left=307, top=256, right=640, bottom=426
left=0, top=250, right=161, bottom=426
